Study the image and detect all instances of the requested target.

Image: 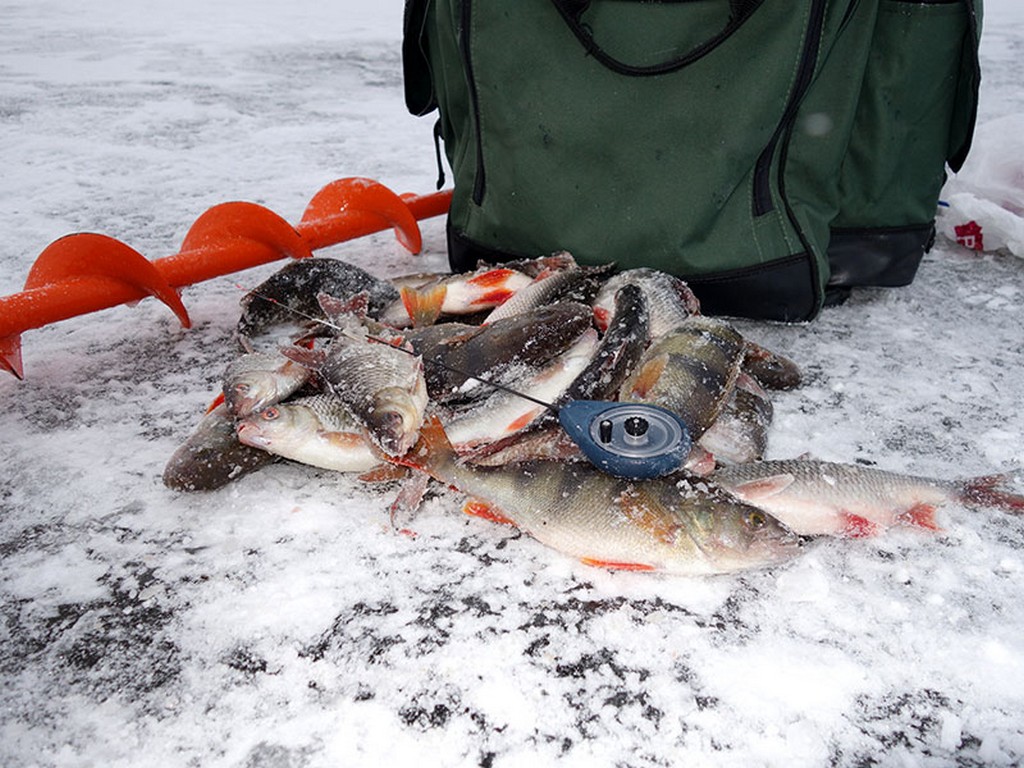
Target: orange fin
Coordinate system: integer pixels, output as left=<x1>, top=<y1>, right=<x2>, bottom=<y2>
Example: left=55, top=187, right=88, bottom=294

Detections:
left=580, top=557, right=657, bottom=572
left=897, top=502, right=942, bottom=532
left=358, top=464, right=408, bottom=483
left=627, top=354, right=668, bottom=398
left=840, top=513, right=882, bottom=538
left=467, top=267, right=518, bottom=288
left=389, top=470, right=432, bottom=531
left=385, top=415, right=453, bottom=475
left=206, top=391, right=226, bottom=414
left=472, top=288, right=516, bottom=307
left=463, top=499, right=516, bottom=527
left=400, top=283, right=446, bottom=327
left=505, top=408, right=543, bottom=434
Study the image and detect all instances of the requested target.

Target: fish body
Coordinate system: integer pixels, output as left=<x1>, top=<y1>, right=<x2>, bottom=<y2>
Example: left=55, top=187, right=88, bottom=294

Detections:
left=222, top=350, right=312, bottom=417
left=380, top=265, right=535, bottom=327
left=163, top=404, right=275, bottom=491
left=237, top=258, right=399, bottom=340
left=312, top=332, right=428, bottom=456
left=236, top=395, right=378, bottom=472
left=442, top=328, right=600, bottom=451
left=592, top=268, right=700, bottom=336
left=699, top=373, right=773, bottom=465
left=483, top=262, right=613, bottom=323
left=711, top=459, right=1024, bottom=537
left=620, top=316, right=745, bottom=440
left=405, top=302, right=594, bottom=401
left=395, top=419, right=802, bottom=574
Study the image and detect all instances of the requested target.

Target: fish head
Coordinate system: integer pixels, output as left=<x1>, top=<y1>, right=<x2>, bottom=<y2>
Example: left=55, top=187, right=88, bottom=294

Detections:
left=236, top=404, right=304, bottom=450
left=701, top=502, right=803, bottom=572
left=223, top=371, right=280, bottom=418
left=365, top=386, right=427, bottom=456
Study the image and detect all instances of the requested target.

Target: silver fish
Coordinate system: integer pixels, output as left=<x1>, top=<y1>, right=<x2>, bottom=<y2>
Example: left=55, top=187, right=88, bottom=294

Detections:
left=236, top=394, right=378, bottom=472
left=222, top=350, right=312, bottom=418
left=286, top=329, right=428, bottom=457
left=698, top=372, right=773, bottom=465
left=712, top=459, right=1024, bottom=537
left=592, top=268, right=700, bottom=337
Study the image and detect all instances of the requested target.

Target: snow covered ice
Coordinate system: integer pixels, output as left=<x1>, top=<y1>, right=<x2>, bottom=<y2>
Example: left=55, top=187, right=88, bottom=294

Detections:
left=2, top=1, right=1023, bottom=766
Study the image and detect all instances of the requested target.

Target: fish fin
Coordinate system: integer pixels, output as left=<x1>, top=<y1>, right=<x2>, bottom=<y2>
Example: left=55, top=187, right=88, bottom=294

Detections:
left=897, top=503, right=942, bottom=532
left=618, top=490, right=682, bottom=546
left=389, top=470, right=432, bottom=532
left=401, top=284, right=446, bottom=327
left=358, top=464, right=408, bottom=483
left=462, top=499, right=517, bottom=527
left=729, top=473, right=796, bottom=502
left=840, top=513, right=882, bottom=538
left=579, top=557, right=657, bottom=572
left=467, top=267, right=518, bottom=288
left=958, top=475, right=1024, bottom=513
left=206, top=391, right=226, bottom=414
left=627, top=354, right=668, bottom=399
left=473, top=288, right=516, bottom=307
left=505, top=408, right=544, bottom=434
left=385, top=415, right=452, bottom=475
left=317, top=290, right=369, bottom=323
left=279, top=345, right=326, bottom=371
left=322, top=431, right=373, bottom=452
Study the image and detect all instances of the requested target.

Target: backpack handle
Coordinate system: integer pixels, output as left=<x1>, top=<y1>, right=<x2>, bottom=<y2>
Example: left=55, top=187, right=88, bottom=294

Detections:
left=550, top=0, right=765, bottom=76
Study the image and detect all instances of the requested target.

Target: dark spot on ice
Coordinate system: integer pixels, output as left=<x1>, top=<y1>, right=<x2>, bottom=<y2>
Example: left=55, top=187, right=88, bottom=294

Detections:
left=223, top=646, right=269, bottom=675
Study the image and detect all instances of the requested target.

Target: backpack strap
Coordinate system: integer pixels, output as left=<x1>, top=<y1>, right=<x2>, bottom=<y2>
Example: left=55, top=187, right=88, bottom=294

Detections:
left=549, top=0, right=766, bottom=76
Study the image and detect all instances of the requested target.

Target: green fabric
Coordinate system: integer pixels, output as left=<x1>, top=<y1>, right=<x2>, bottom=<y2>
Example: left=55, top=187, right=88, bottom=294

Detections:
left=406, top=0, right=980, bottom=320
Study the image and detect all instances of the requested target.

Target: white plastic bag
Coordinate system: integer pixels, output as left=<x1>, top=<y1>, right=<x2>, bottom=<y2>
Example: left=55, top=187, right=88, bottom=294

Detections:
left=936, top=113, right=1024, bottom=258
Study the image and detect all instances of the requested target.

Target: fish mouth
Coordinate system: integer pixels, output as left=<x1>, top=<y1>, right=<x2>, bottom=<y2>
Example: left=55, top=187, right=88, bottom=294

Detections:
left=236, top=423, right=270, bottom=449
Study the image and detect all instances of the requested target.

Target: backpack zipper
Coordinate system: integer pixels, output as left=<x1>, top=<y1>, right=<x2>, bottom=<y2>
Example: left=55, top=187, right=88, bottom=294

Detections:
left=752, top=0, right=828, bottom=217
left=459, top=0, right=486, bottom=205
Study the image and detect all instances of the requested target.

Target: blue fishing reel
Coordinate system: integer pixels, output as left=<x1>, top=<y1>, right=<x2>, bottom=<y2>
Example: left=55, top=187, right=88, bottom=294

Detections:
left=558, top=400, right=692, bottom=480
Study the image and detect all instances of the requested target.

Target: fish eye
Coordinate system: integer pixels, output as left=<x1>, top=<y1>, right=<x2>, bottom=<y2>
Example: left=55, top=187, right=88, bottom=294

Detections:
left=261, top=407, right=280, bottom=421
left=234, top=382, right=251, bottom=395
left=745, top=511, right=767, bottom=530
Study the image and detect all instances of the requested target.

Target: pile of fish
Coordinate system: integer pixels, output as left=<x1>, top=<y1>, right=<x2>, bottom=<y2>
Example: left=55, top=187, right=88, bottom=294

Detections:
left=164, top=254, right=1024, bottom=575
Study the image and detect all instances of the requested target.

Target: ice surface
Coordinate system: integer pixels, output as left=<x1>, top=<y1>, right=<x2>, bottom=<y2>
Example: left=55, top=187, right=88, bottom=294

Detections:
left=2, top=1, right=1023, bottom=766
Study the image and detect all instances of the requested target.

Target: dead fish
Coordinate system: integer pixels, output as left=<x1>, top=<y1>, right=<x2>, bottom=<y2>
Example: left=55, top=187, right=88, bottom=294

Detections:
left=405, top=302, right=594, bottom=402
left=711, top=459, right=1024, bottom=538
left=237, top=258, right=400, bottom=341
left=236, top=394, right=378, bottom=472
left=592, top=268, right=701, bottom=336
left=741, top=340, right=803, bottom=391
left=379, top=265, right=535, bottom=327
left=163, top=404, right=275, bottom=491
left=698, top=372, right=773, bottom=465
left=620, top=315, right=745, bottom=441
left=222, top=350, right=312, bottom=418
left=286, top=329, right=428, bottom=456
left=442, top=329, right=600, bottom=451
left=466, top=283, right=652, bottom=462
left=482, top=262, right=613, bottom=323
left=392, top=417, right=802, bottom=575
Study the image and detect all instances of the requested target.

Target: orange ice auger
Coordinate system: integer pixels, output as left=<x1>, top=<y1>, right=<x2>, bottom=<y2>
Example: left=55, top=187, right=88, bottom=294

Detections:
left=0, top=177, right=452, bottom=379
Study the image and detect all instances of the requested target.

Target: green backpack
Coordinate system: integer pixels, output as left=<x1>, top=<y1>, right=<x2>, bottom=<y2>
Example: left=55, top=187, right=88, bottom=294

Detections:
left=403, top=0, right=981, bottom=321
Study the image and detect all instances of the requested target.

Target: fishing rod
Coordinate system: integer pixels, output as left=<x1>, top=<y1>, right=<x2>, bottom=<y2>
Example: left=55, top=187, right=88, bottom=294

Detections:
left=242, top=287, right=692, bottom=479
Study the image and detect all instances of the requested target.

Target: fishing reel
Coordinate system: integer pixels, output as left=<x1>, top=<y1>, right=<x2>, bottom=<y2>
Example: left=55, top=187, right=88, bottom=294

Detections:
left=558, top=400, right=692, bottom=480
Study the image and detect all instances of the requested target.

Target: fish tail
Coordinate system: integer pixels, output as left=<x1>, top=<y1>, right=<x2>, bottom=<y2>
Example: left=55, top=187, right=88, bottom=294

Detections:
left=386, top=415, right=454, bottom=476
left=958, top=475, right=1024, bottom=513
left=400, top=284, right=447, bottom=327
